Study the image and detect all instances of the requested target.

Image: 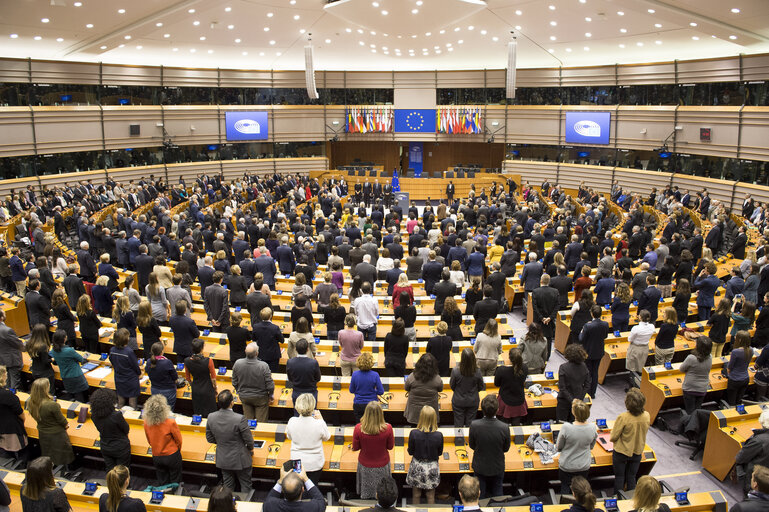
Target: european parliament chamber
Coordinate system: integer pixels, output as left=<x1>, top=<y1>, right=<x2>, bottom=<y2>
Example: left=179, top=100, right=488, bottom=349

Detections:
left=1, top=1, right=769, bottom=512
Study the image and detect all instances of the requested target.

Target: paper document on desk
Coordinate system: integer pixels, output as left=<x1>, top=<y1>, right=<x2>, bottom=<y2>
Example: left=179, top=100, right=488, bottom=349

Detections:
left=87, top=366, right=113, bottom=379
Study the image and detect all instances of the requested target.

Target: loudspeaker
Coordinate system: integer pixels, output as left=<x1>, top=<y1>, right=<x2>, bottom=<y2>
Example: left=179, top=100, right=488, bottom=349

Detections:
left=129, top=124, right=140, bottom=136
left=506, top=39, right=517, bottom=99
left=304, top=43, right=319, bottom=100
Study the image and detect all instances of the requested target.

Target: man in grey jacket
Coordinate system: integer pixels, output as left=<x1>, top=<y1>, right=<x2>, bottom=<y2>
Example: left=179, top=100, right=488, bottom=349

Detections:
left=232, top=343, right=274, bottom=421
left=204, top=270, right=230, bottom=332
left=206, top=389, right=254, bottom=493
left=0, top=310, right=23, bottom=389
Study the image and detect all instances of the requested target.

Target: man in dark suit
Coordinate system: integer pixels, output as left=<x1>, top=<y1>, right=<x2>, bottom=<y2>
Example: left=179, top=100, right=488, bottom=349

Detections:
left=169, top=302, right=200, bottom=359
left=486, top=263, right=507, bottom=306
left=0, top=309, right=23, bottom=390
left=637, top=275, right=662, bottom=323
left=421, top=253, right=443, bottom=295
left=348, top=240, right=366, bottom=274
left=433, top=269, right=458, bottom=316
left=275, top=237, right=296, bottom=276
left=360, top=477, right=403, bottom=512
left=77, top=241, right=97, bottom=282
left=550, top=265, right=573, bottom=310
left=198, top=257, right=216, bottom=296
left=25, top=279, right=51, bottom=329
left=469, top=395, right=511, bottom=499
left=579, top=305, right=609, bottom=398
left=134, top=245, right=154, bottom=294
left=206, top=390, right=254, bottom=493
left=705, top=221, right=722, bottom=255
left=521, top=252, right=543, bottom=294
left=531, top=274, right=560, bottom=355
left=689, top=227, right=704, bottom=261
left=254, top=247, right=277, bottom=290
left=62, top=264, right=85, bottom=309
left=385, top=262, right=403, bottom=296
left=699, top=191, right=711, bottom=219
left=204, top=271, right=230, bottom=332
left=446, top=181, right=455, bottom=202
left=286, top=339, right=321, bottom=406
left=252, top=308, right=283, bottom=373
left=354, top=254, right=377, bottom=288
left=263, top=465, right=326, bottom=512
left=564, top=235, right=583, bottom=271
left=731, top=226, right=748, bottom=260
left=472, top=285, right=499, bottom=334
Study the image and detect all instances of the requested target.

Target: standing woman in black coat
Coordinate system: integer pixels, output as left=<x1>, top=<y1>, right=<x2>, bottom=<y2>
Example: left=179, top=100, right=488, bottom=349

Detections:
left=52, top=289, right=76, bottom=347
left=227, top=265, right=249, bottom=308
left=556, top=344, right=591, bottom=422
left=0, top=366, right=28, bottom=462
left=184, top=339, right=218, bottom=417
left=89, top=388, right=131, bottom=471
left=441, top=297, right=464, bottom=341
left=494, top=347, right=528, bottom=425
left=77, top=294, right=102, bottom=353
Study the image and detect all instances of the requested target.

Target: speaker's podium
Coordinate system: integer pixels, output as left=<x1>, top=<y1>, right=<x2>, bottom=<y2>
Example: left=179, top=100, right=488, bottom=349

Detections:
left=395, top=192, right=409, bottom=212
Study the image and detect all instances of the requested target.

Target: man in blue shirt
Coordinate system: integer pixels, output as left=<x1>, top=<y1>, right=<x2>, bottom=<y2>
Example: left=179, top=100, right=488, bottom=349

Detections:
left=641, top=243, right=658, bottom=270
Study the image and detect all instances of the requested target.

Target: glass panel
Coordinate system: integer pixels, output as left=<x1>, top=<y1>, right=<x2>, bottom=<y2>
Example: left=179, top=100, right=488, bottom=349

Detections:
left=0, top=83, right=30, bottom=106
left=0, top=154, right=37, bottom=179
left=227, top=142, right=274, bottom=159
left=99, top=85, right=157, bottom=105
left=274, top=141, right=324, bottom=158
left=160, top=86, right=216, bottom=105
left=29, top=83, right=99, bottom=106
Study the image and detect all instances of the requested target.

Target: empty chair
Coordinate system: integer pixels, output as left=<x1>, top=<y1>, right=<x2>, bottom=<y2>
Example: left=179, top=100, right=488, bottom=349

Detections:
left=457, top=169, right=465, bottom=178
left=445, top=171, right=454, bottom=179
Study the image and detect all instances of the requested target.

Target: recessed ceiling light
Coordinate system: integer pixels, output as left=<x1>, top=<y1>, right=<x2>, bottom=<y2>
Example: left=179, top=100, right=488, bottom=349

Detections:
left=411, top=34, right=417, bottom=38
left=74, top=1, right=82, bottom=6
left=692, top=36, right=700, bottom=40
left=617, top=11, right=624, bottom=15
left=446, top=43, right=451, bottom=47
left=259, top=51, right=265, bottom=56
left=9, top=34, right=17, bottom=38
left=655, top=23, right=662, bottom=28
left=468, top=26, right=474, bottom=30
left=411, top=9, right=419, bottom=14
left=299, top=29, right=305, bottom=34
left=235, top=38, right=241, bottom=43
left=583, top=46, right=589, bottom=50
left=433, top=45, right=439, bottom=49
left=454, top=27, right=460, bottom=31
left=425, top=32, right=431, bottom=36
left=86, top=23, right=93, bottom=28
left=548, top=49, right=554, bottom=53
left=730, top=35, right=737, bottom=39
left=124, top=35, right=131, bottom=39
left=372, top=1, right=379, bottom=6
left=136, top=45, right=142, bottom=49
left=193, top=21, right=200, bottom=26
left=41, top=18, right=50, bottom=23
left=566, top=47, right=572, bottom=52
left=267, top=12, right=273, bottom=17
left=276, top=51, right=282, bottom=56
left=172, top=47, right=178, bottom=51
left=619, top=43, right=625, bottom=48
left=100, top=45, right=107, bottom=49
left=550, top=21, right=557, bottom=26
left=164, top=33, right=170, bottom=38
left=345, top=28, right=351, bottom=32
left=731, top=8, right=740, bottom=13
left=620, top=28, right=627, bottom=33
left=448, top=47, right=453, bottom=51
left=242, top=51, right=248, bottom=56
left=515, top=9, right=522, bottom=15
left=435, top=49, right=441, bottom=54
left=118, top=44, right=124, bottom=47
left=190, top=48, right=196, bottom=52
left=480, top=30, right=487, bottom=35
left=637, top=42, right=643, bottom=46
left=156, top=22, right=163, bottom=27
left=208, top=49, right=213, bottom=54
left=371, top=49, right=376, bottom=53
left=294, top=14, right=300, bottom=20
left=416, top=0, right=423, bottom=5
left=585, top=32, right=592, bottom=37
left=269, top=40, right=275, bottom=45
left=370, top=31, right=376, bottom=35
left=648, top=9, right=655, bottom=13
left=585, top=17, right=592, bottom=22
left=381, top=10, right=388, bottom=15
left=227, top=24, right=234, bottom=29
left=199, top=36, right=206, bottom=40
left=359, top=41, right=364, bottom=45
left=225, top=7, right=231, bottom=12
left=690, top=22, right=698, bottom=27
left=117, top=8, right=125, bottom=13
left=492, top=36, right=498, bottom=41
left=655, top=40, right=662, bottom=44
left=325, top=38, right=331, bottom=43
left=549, top=5, right=556, bottom=10
left=290, top=0, right=296, bottom=4
left=515, top=25, right=521, bottom=30
left=439, top=29, right=445, bottom=34
left=188, top=9, right=195, bottom=13
left=458, top=39, right=463, bottom=44
left=357, top=29, right=363, bottom=33
left=34, top=36, right=42, bottom=40
left=264, top=27, right=270, bottom=31
left=56, top=37, right=63, bottom=42
left=550, top=36, right=556, bottom=40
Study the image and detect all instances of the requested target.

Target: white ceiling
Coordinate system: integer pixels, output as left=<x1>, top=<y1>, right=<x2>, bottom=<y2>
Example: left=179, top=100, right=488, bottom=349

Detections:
left=2, top=0, right=769, bottom=72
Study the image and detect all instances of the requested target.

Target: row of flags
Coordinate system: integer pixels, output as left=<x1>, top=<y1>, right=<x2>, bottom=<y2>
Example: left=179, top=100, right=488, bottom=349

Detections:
left=345, top=107, right=393, bottom=133
left=436, top=107, right=483, bottom=134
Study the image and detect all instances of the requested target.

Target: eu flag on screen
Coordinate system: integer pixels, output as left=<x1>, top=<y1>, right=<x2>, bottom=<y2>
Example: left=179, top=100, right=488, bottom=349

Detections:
left=394, top=109, right=436, bottom=133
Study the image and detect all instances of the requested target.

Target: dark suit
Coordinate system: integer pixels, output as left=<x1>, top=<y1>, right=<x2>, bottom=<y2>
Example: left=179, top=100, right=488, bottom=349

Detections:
left=433, top=280, right=457, bottom=316
left=169, top=314, right=200, bottom=358
left=473, top=298, right=499, bottom=334
left=578, top=318, right=609, bottom=397
left=731, top=233, right=748, bottom=260
left=134, top=254, right=155, bottom=293
left=246, top=291, right=272, bottom=323
left=354, top=261, right=377, bottom=288
left=255, top=255, right=277, bottom=288
left=286, top=355, right=321, bottom=403
left=25, top=290, right=51, bottom=328
left=421, top=261, right=443, bottom=295
left=77, top=249, right=97, bottom=281
left=204, top=283, right=230, bottom=329
left=469, top=416, right=511, bottom=497
left=63, top=274, right=86, bottom=310
left=531, top=285, right=559, bottom=342
left=252, top=321, right=283, bottom=372
left=198, top=265, right=215, bottom=296
left=637, top=286, right=663, bottom=323
left=205, top=408, right=254, bottom=491
left=275, top=245, right=296, bottom=275
left=263, top=481, right=326, bottom=512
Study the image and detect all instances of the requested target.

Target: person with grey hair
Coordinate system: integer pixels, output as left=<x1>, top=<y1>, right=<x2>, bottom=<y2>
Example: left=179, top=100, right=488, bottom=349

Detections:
left=286, top=393, right=330, bottom=486
left=76, top=240, right=97, bottom=282
left=232, top=342, right=274, bottom=421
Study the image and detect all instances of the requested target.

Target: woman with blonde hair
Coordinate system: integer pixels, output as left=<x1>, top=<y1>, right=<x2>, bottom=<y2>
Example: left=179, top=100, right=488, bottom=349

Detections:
left=286, top=393, right=331, bottom=486
left=392, top=273, right=414, bottom=308
left=292, top=273, right=313, bottom=304
left=352, top=401, right=394, bottom=499
left=92, top=275, right=114, bottom=316
left=213, top=250, right=230, bottom=275
left=556, top=399, right=597, bottom=494
left=142, top=394, right=183, bottom=486
left=474, top=318, right=502, bottom=376
left=113, top=295, right=138, bottom=350
left=136, top=299, right=162, bottom=359
left=28, top=378, right=75, bottom=467
left=449, top=260, right=465, bottom=289
left=407, top=405, right=444, bottom=504
left=99, top=465, right=146, bottom=512
left=287, top=316, right=316, bottom=359
left=654, top=307, right=679, bottom=365
left=350, top=353, right=384, bottom=422
left=152, top=255, right=174, bottom=289
left=76, top=294, right=102, bottom=353
left=52, top=288, right=76, bottom=347
left=145, top=272, right=170, bottom=324
left=629, top=476, right=670, bottom=512
left=228, top=264, right=248, bottom=308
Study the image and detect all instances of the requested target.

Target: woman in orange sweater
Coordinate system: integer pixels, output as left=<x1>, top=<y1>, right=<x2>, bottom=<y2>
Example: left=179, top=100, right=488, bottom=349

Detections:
left=143, top=394, right=183, bottom=486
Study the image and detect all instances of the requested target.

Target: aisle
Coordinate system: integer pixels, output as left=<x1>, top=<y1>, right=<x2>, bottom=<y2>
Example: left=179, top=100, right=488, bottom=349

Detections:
left=506, top=310, right=744, bottom=504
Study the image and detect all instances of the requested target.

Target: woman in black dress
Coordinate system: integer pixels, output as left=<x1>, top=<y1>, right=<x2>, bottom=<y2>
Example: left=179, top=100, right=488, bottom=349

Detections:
left=27, top=324, right=54, bottom=393
left=464, top=277, right=483, bottom=315
left=89, top=388, right=131, bottom=471
left=76, top=294, right=102, bottom=353
left=52, top=289, right=76, bottom=347
left=109, top=328, right=141, bottom=410
left=21, top=456, right=71, bottom=512
left=184, top=339, right=218, bottom=417
left=137, top=299, right=162, bottom=359
left=384, top=319, right=409, bottom=377
left=228, top=265, right=249, bottom=308
left=441, top=296, right=464, bottom=341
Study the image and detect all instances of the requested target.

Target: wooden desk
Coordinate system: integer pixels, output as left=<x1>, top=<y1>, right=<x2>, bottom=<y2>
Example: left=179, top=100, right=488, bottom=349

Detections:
left=702, top=404, right=768, bottom=481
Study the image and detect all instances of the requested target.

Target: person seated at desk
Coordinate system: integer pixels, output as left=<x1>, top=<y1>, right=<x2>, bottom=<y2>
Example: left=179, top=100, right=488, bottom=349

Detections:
left=629, top=476, right=670, bottom=512
left=263, top=464, right=326, bottom=512
left=732, top=465, right=769, bottom=512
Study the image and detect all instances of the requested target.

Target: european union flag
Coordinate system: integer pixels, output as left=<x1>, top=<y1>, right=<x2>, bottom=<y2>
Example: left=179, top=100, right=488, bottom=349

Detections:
left=394, top=109, right=436, bottom=133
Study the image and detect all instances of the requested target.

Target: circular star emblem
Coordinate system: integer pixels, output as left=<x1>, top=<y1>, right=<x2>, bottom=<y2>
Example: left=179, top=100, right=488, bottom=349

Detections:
left=406, top=111, right=424, bottom=131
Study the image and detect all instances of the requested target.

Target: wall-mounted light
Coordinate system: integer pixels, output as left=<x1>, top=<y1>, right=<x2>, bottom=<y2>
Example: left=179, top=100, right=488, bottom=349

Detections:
left=332, top=121, right=340, bottom=125
left=640, top=128, right=647, bottom=134
left=491, top=121, right=499, bottom=127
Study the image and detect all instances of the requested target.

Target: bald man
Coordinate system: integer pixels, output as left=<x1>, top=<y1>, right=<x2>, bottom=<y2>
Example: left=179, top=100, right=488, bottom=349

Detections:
left=263, top=465, right=326, bottom=512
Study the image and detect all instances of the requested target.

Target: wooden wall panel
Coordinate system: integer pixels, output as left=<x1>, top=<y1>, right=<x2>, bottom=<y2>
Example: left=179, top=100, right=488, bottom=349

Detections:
left=0, top=107, right=35, bottom=157
left=30, top=60, right=100, bottom=85
left=102, top=106, right=164, bottom=151
left=556, top=164, right=612, bottom=193
left=272, top=106, right=327, bottom=143
left=516, top=68, right=560, bottom=88
left=101, top=64, right=162, bottom=87
left=739, top=107, right=769, bottom=162
left=505, top=107, right=561, bottom=145
left=345, top=72, right=393, bottom=88
left=421, top=142, right=505, bottom=171
left=675, top=107, right=740, bottom=158
left=162, top=67, right=219, bottom=88
left=734, top=182, right=769, bottom=209
left=561, top=66, right=616, bottom=87
left=393, top=72, right=436, bottom=89
left=328, top=141, right=401, bottom=171
left=677, top=57, right=741, bottom=84
left=743, top=54, right=769, bottom=82
left=615, top=106, right=676, bottom=151
left=162, top=106, right=221, bottom=146
left=0, top=58, right=30, bottom=83
left=32, top=106, right=103, bottom=154
left=218, top=69, right=274, bottom=88
left=436, top=71, right=485, bottom=89
left=613, top=168, right=672, bottom=196
left=272, top=71, right=307, bottom=88
left=0, top=175, right=43, bottom=199
left=616, top=62, right=676, bottom=86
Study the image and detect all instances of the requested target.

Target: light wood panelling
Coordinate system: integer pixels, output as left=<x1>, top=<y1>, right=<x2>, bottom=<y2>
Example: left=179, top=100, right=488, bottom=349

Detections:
left=502, top=160, right=559, bottom=187
left=677, top=57, right=741, bottom=84
left=675, top=107, right=740, bottom=158
left=101, top=64, right=162, bottom=87
left=0, top=175, right=44, bottom=199
left=162, top=67, right=219, bottom=88
left=516, top=68, right=561, bottom=88
left=739, top=107, right=769, bottom=162
left=218, top=69, right=274, bottom=89
left=734, top=182, right=769, bottom=209
left=272, top=106, right=327, bottom=143
left=162, top=106, right=221, bottom=146
left=0, top=107, right=35, bottom=157
left=345, top=72, right=394, bottom=88
left=556, top=164, right=612, bottom=192
left=272, top=71, right=308, bottom=89
left=393, top=72, right=437, bottom=89
left=616, top=62, right=677, bottom=86
left=615, top=106, right=676, bottom=151
left=0, top=58, right=30, bottom=83
left=32, top=106, right=103, bottom=154
left=743, top=54, right=769, bottom=82
left=102, top=106, right=164, bottom=151
left=436, top=71, right=486, bottom=89
left=505, top=106, right=561, bottom=145
left=30, top=60, right=100, bottom=85
left=561, top=66, right=616, bottom=87
left=613, top=168, right=672, bottom=196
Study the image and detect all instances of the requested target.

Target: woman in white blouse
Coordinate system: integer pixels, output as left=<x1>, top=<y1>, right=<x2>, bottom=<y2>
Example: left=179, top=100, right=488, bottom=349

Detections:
left=286, top=393, right=331, bottom=484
